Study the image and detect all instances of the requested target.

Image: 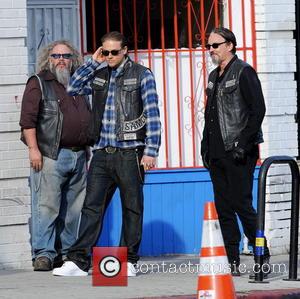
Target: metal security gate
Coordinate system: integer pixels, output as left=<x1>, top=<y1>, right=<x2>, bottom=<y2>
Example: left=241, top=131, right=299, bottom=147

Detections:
left=27, top=0, right=80, bottom=74
left=79, top=0, right=257, bottom=169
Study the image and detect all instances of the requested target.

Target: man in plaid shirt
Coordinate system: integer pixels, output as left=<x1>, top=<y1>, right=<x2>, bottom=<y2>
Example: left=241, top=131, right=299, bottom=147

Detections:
left=53, top=31, right=161, bottom=277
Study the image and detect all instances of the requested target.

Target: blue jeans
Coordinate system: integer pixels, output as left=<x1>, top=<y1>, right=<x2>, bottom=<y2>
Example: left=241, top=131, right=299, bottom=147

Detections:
left=30, top=149, right=87, bottom=261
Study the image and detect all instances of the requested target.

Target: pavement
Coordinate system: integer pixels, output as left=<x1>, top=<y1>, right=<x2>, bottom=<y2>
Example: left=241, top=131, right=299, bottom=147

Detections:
left=0, top=254, right=300, bottom=299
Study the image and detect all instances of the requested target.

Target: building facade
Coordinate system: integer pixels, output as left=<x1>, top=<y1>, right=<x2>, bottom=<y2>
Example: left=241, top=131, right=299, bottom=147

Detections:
left=0, top=0, right=298, bottom=269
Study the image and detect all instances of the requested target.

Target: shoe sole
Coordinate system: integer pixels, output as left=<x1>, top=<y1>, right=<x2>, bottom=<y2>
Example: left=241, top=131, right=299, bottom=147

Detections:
left=52, top=272, right=88, bottom=276
left=34, top=268, right=52, bottom=271
left=52, top=269, right=88, bottom=276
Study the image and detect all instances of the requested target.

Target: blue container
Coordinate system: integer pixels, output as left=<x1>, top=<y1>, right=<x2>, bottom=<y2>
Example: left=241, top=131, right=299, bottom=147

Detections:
left=96, top=167, right=260, bottom=256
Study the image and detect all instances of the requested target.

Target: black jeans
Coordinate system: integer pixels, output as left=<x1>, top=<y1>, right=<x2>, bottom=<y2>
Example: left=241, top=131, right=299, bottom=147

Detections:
left=209, top=147, right=269, bottom=264
left=67, top=148, right=145, bottom=271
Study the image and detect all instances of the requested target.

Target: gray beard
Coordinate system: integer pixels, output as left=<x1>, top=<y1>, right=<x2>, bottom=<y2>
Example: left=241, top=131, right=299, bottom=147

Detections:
left=211, top=56, right=220, bottom=65
left=50, top=63, right=71, bottom=87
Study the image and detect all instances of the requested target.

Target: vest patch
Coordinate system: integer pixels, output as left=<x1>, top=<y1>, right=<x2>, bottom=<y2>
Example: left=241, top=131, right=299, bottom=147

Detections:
left=121, top=112, right=147, bottom=132
left=207, top=81, right=214, bottom=89
left=225, top=79, right=236, bottom=88
left=123, top=133, right=137, bottom=140
left=124, top=78, right=137, bottom=85
left=93, top=77, right=106, bottom=86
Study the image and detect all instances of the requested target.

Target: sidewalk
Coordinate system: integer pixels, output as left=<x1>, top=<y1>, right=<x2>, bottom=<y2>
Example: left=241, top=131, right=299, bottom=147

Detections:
left=0, top=254, right=299, bottom=299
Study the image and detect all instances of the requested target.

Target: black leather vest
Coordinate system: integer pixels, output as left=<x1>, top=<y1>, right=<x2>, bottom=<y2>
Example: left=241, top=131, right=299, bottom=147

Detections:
left=90, top=58, right=148, bottom=144
left=32, top=73, right=63, bottom=159
left=206, top=58, right=263, bottom=151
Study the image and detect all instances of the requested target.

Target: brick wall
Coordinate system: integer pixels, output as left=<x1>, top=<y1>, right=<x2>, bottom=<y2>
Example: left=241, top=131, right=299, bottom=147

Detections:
left=255, top=0, right=298, bottom=255
left=0, top=0, right=32, bottom=269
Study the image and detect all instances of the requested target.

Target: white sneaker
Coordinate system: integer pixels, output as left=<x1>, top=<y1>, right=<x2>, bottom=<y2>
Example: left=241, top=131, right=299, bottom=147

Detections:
left=127, top=262, right=137, bottom=277
left=52, top=261, right=88, bottom=276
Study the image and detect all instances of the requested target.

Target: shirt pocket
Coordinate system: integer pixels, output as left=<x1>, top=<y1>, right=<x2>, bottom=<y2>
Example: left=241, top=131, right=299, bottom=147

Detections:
left=222, top=84, right=239, bottom=108
left=91, top=83, right=107, bottom=91
left=222, top=84, right=238, bottom=94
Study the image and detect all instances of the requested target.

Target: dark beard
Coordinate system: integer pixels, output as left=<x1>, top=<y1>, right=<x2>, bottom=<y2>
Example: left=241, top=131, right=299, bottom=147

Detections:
left=50, top=63, right=71, bottom=87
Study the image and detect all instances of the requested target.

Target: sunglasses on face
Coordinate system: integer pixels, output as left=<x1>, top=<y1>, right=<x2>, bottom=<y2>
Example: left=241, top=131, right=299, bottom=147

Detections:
left=50, top=53, right=73, bottom=59
left=205, top=41, right=227, bottom=50
left=101, top=49, right=122, bottom=56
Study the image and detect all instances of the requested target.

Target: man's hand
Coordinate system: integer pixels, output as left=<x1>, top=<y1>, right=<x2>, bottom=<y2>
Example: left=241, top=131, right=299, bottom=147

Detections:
left=29, top=147, right=43, bottom=171
left=232, top=146, right=246, bottom=164
left=141, top=155, right=156, bottom=171
left=202, top=152, right=210, bottom=169
left=92, top=47, right=106, bottom=64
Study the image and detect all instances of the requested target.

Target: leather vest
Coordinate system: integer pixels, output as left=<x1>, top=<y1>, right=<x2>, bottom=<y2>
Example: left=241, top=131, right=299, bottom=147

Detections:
left=90, top=58, right=147, bottom=145
left=32, top=73, right=63, bottom=159
left=206, top=58, right=263, bottom=151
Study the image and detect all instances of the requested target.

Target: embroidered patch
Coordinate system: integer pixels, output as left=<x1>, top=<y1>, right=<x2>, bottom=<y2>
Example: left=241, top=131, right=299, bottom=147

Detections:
left=225, top=79, right=236, bottom=88
left=121, top=113, right=147, bottom=132
left=207, top=81, right=214, bottom=89
left=124, top=78, right=137, bottom=85
left=123, top=133, right=137, bottom=140
left=93, top=77, right=106, bottom=86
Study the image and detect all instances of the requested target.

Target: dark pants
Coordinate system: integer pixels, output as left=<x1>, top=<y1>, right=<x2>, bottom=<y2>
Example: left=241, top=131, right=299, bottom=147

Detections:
left=209, top=147, right=269, bottom=264
left=67, top=148, right=145, bottom=271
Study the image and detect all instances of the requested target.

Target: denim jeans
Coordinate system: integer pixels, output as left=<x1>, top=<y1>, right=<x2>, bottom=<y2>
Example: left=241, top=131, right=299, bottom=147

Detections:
left=67, top=148, right=145, bottom=271
left=30, top=149, right=87, bottom=261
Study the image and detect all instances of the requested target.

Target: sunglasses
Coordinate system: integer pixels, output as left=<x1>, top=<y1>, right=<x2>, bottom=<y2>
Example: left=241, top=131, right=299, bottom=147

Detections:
left=205, top=41, right=227, bottom=50
left=101, top=49, right=122, bottom=56
left=50, top=53, right=73, bottom=59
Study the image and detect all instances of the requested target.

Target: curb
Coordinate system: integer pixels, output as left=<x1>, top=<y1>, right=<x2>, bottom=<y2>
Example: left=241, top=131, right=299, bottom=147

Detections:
left=140, top=289, right=300, bottom=299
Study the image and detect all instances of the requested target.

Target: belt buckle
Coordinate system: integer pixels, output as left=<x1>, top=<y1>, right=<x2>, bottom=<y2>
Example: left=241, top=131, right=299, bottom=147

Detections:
left=105, top=146, right=116, bottom=154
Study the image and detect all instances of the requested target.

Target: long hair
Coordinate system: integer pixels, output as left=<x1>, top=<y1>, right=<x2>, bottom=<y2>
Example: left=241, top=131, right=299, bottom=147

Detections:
left=36, top=40, right=83, bottom=73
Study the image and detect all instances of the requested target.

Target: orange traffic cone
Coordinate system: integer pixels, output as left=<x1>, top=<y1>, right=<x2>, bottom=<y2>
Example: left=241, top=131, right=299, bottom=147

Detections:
left=197, top=201, right=236, bottom=299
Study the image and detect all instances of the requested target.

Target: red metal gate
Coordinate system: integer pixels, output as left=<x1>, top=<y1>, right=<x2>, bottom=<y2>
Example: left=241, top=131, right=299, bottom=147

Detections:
left=79, top=0, right=257, bottom=169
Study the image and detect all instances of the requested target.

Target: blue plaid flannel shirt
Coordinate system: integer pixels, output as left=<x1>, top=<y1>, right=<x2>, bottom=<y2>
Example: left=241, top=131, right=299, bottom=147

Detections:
left=68, top=57, right=161, bottom=157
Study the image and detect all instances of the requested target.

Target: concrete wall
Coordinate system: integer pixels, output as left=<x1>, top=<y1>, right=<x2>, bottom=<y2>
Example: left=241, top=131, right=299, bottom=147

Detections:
left=0, top=0, right=32, bottom=269
left=255, top=0, right=298, bottom=255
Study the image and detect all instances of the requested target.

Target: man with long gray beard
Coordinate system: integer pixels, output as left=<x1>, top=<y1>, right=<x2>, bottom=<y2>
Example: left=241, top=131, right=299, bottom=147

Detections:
left=20, top=40, right=92, bottom=271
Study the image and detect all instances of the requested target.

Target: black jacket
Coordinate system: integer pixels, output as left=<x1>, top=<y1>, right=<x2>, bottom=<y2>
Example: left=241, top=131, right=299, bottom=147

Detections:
left=202, top=57, right=265, bottom=155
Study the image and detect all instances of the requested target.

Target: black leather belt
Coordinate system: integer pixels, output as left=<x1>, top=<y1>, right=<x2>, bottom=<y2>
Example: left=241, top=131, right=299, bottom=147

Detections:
left=101, top=146, right=144, bottom=154
left=61, top=146, right=85, bottom=152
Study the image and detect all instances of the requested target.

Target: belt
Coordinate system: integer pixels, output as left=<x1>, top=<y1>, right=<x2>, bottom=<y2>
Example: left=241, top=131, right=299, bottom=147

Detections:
left=103, top=146, right=120, bottom=154
left=61, top=146, right=85, bottom=152
left=101, top=146, right=144, bottom=154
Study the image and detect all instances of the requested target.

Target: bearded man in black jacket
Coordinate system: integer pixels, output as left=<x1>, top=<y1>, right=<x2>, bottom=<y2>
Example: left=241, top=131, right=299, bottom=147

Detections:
left=201, top=27, right=270, bottom=277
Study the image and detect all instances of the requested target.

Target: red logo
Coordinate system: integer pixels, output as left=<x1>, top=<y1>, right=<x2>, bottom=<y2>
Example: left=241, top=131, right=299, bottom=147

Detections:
left=92, top=247, right=128, bottom=286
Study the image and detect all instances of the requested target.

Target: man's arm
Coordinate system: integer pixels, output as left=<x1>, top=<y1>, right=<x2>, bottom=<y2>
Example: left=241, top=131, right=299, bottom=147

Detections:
left=237, top=66, right=266, bottom=151
left=68, top=58, right=102, bottom=96
left=140, top=69, right=161, bottom=169
left=19, top=77, right=43, bottom=171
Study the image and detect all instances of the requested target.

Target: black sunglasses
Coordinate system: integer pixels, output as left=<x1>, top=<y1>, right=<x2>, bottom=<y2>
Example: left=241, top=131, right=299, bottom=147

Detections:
left=205, top=41, right=227, bottom=50
left=50, top=53, right=73, bottom=59
left=101, top=49, right=122, bottom=56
